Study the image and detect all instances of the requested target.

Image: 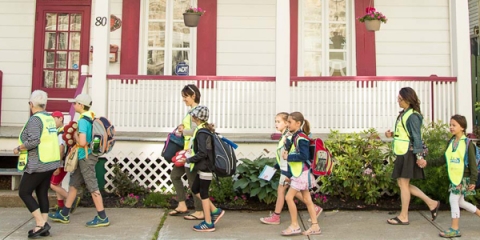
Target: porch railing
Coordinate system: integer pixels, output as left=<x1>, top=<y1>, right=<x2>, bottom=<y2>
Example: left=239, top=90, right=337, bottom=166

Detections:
left=106, top=75, right=457, bottom=133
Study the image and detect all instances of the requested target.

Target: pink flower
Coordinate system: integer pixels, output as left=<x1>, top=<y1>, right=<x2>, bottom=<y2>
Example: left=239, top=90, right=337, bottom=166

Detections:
left=365, top=7, right=376, bottom=13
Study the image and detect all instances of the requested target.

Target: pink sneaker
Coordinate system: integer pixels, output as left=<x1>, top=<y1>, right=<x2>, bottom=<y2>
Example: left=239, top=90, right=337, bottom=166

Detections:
left=308, top=205, right=323, bottom=222
left=260, top=212, right=280, bottom=225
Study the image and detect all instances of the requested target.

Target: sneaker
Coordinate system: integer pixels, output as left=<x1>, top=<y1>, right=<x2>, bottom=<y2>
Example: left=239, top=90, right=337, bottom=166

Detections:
left=260, top=212, right=280, bottom=225
left=211, top=208, right=225, bottom=225
left=308, top=205, right=323, bottom=222
left=86, top=215, right=110, bottom=227
left=49, top=205, right=60, bottom=213
left=48, top=210, right=70, bottom=224
left=193, top=221, right=215, bottom=232
left=70, top=196, right=81, bottom=214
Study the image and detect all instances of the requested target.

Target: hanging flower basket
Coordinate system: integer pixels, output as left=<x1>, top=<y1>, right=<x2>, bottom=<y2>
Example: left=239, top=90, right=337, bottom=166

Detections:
left=357, top=7, right=387, bottom=32
left=183, top=13, right=202, bottom=27
left=183, top=7, right=206, bottom=27
left=364, top=20, right=381, bottom=31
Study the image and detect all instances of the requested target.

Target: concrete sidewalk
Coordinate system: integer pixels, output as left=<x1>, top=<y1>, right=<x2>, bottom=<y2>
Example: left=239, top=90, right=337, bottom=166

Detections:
left=2, top=207, right=480, bottom=240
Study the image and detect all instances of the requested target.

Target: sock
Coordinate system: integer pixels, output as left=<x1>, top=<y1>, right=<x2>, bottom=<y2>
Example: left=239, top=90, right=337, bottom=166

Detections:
left=212, top=208, right=220, bottom=215
left=58, top=200, right=65, bottom=208
left=206, top=221, right=213, bottom=225
left=98, top=210, right=107, bottom=219
left=274, top=212, right=280, bottom=215
left=61, top=207, right=71, bottom=216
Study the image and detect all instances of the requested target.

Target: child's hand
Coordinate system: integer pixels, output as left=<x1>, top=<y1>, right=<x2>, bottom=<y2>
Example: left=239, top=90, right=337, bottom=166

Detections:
left=468, top=184, right=476, bottom=191
left=177, top=124, right=184, bottom=133
left=456, top=184, right=462, bottom=190
left=53, top=168, right=60, bottom=176
left=385, top=130, right=393, bottom=138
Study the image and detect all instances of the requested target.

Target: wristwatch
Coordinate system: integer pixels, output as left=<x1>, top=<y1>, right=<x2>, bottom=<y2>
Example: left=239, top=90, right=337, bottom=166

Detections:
left=416, top=153, right=423, bottom=160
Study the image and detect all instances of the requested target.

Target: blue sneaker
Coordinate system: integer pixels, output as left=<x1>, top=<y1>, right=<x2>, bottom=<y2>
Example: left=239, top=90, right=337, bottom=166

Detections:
left=211, top=208, right=225, bottom=224
left=193, top=221, right=215, bottom=232
left=48, top=210, right=70, bottom=224
left=86, top=215, right=110, bottom=227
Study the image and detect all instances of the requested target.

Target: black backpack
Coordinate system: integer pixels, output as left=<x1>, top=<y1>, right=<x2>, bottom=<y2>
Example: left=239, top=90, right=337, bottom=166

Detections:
left=198, top=129, right=238, bottom=177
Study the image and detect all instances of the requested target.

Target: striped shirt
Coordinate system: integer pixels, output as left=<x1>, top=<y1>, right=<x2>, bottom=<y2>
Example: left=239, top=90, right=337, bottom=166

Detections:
left=21, top=112, right=60, bottom=173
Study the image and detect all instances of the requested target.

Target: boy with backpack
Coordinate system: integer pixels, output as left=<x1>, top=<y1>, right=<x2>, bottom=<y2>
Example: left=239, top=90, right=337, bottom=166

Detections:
left=49, top=111, right=81, bottom=214
left=49, top=94, right=110, bottom=227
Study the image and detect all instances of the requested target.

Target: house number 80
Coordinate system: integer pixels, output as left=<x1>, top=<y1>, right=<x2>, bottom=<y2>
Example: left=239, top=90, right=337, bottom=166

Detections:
left=95, top=17, right=107, bottom=26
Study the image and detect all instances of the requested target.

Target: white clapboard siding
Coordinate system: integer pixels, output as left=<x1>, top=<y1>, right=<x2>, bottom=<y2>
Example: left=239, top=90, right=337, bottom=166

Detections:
left=0, top=0, right=35, bottom=126
left=217, top=0, right=276, bottom=76
left=375, top=0, right=451, bottom=76
left=469, top=0, right=479, bottom=36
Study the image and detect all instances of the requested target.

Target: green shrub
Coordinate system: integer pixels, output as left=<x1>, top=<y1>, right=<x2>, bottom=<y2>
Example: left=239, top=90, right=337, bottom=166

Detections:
left=112, top=164, right=149, bottom=197
left=143, top=192, right=173, bottom=208
left=209, top=177, right=237, bottom=204
left=233, top=157, right=279, bottom=204
left=320, top=128, right=396, bottom=204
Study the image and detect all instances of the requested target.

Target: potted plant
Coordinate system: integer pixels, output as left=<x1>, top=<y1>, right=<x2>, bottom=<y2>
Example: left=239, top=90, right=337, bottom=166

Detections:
left=183, top=6, right=206, bottom=27
left=357, top=7, right=387, bottom=31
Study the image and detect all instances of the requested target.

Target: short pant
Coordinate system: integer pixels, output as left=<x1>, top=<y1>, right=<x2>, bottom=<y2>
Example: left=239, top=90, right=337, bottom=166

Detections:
left=290, top=170, right=315, bottom=191
left=70, top=154, right=99, bottom=192
left=50, top=167, right=67, bottom=185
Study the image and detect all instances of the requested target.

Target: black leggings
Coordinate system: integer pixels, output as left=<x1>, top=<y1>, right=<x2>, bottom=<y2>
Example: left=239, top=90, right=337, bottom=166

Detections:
left=19, top=170, right=55, bottom=213
left=191, top=175, right=211, bottom=200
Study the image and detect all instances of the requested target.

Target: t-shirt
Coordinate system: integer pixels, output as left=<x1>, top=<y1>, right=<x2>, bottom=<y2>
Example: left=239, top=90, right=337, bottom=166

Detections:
left=77, top=117, right=92, bottom=160
left=57, top=132, right=66, bottom=165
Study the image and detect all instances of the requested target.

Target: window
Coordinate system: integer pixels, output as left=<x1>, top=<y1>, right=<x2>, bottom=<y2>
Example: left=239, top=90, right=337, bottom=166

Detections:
left=299, top=0, right=352, bottom=76
left=143, top=0, right=197, bottom=75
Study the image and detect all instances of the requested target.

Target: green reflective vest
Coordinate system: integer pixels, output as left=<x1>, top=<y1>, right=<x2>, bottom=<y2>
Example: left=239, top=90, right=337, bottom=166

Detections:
left=393, top=109, right=418, bottom=155
left=287, top=135, right=308, bottom=178
left=18, top=112, right=60, bottom=170
left=182, top=113, right=193, bottom=150
left=445, top=136, right=467, bottom=185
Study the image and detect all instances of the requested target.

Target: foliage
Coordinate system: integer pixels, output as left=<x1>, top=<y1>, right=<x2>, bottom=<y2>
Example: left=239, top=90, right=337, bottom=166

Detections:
left=319, top=128, right=396, bottom=204
left=357, top=7, right=387, bottom=23
left=209, top=177, right=237, bottom=204
left=311, top=192, right=328, bottom=206
left=233, top=157, right=279, bottom=204
left=185, top=6, right=205, bottom=15
left=119, top=193, right=140, bottom=207
left=112, top=164, right=149, bottom=197
left=143, top=192, right=173, bottom=208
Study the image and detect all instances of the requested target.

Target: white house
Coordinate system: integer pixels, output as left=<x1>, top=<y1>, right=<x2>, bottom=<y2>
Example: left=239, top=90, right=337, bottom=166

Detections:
left=0, top=0, right=472, bottom=192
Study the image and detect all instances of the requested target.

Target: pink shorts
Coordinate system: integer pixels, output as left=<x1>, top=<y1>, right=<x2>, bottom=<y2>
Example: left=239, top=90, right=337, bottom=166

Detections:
left=290, top=170, right=315, bottom=191
left=50, top=167, right=67, bottom=186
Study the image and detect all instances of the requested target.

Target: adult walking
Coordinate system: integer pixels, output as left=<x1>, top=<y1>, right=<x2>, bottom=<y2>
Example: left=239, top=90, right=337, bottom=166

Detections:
left=168, top=84, right=204, bottom=220
left=15, top=90, right=60, bottom=238
left=385, top=87, right=440, bottom=225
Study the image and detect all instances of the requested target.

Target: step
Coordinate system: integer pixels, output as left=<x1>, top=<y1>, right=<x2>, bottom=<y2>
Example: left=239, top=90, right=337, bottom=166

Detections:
left=0, top=190, right=57, bottom=208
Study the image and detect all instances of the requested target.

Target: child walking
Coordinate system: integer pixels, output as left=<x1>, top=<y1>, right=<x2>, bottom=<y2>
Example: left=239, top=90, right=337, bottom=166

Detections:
left=176, top=106, right=225, bottom=232
left=281, top=112, right=321, bottom=236
left=439, top=114, right=480, bottom=238
left=260, top=112, right=322, bottom=225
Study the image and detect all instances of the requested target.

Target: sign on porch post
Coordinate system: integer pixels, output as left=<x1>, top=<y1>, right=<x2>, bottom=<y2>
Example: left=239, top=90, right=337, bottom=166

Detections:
left=91, top=1, right=111, bottom=117
left=275, top=0, right=290, bottom=113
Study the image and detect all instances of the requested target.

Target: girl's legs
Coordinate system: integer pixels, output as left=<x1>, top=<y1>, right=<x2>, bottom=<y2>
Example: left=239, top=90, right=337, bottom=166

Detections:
left=186, top=168, right=204, bottom=218
left=274, top=184, right=288, bottom=213
left=409, top=184, right=438, bottom=211
left=301, top=190, right=321, bottom=234
left=169, top=166, right=188, bottom=214
left=283, top=187, right=301, bottom=232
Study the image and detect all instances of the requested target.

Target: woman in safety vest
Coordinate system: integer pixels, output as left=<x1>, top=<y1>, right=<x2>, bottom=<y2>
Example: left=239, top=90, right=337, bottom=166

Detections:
left=14, top=90, right=60, bottom=238
left=385, top=87, right=439, bottom=225
left=168, top=84, right=204, bottom=220
left=439, top=115, right=480, bottom=238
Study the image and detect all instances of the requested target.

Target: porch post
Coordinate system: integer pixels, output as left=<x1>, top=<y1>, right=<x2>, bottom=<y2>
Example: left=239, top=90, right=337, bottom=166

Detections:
left=90, top=0, right=111, bottom=116
left=451, top=0, right=473, bottom=132
left=276, top=0, right=290, bottom=113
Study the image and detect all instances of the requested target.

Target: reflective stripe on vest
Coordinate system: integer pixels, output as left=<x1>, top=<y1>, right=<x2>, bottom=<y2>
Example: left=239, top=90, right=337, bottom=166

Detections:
left=288, top=135, right=307, bottom=178
left=18, top=112, right=60, bottom=170
left=445, top=136, right=467, bottom=185
left=393, top=109, right=415, bottom=155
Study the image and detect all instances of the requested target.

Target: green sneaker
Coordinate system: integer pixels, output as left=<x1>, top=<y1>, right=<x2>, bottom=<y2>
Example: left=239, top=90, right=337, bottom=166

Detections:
left=70, top=196, right=81, bottom=214
left=86, top=215, right=110, bottom=228
left=48, top=210, right=70, bottom=224
left=439, top=228, right=461, bottom=238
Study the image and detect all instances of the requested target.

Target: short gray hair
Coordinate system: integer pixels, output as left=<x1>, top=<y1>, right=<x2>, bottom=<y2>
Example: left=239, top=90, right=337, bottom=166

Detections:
left=29, top=90, right=48, bottom=108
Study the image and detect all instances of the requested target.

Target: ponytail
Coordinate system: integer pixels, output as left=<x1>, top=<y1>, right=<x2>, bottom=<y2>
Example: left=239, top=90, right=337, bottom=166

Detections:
left=302, top=119, right=310, bottom=136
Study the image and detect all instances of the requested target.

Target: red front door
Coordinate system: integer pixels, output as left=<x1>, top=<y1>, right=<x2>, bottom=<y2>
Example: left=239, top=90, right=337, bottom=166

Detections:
left=32, top=5, right=91, bottom=112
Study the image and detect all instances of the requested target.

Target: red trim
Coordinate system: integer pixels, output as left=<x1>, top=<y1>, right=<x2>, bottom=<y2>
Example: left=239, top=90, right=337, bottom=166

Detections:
left=197, top=0, right=217, bottom=75
left=107, top=75, right=275, bottom=81
left=290, top=0, right=298, bottom=77
left=36, top=0, right=91, bottom=6
left=120, top=0, right=140, bottom=74
left=291, top=76, right=457, bottom=82
left=355, top=0, right=377, bottom=76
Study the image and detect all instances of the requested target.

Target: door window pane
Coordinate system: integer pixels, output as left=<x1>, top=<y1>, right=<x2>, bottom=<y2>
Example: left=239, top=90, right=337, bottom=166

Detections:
left=45, top=33, right=56, bottom=49
left=43, top=70, right=54, bottom=88
left=305, top=0, right=322, bottom=21
left=70, top=14, right=82, bottom=31
left=172, top=23, right=190, bottom=48
left=149, top=0, right=167, bottom=19
left=58, top=14, right=69, bottom=31
left=58, top=32, right=68, bottom=50
left=56, top=71, right=67, bottom=88
left=45, top=13, right=57, bottom=31
left=148, top=23, right=166, bottom=47
left=304, top=23, right=322, bottom=50
left=147, top=50, right=165, bottom=75
left=69, top=52, right=80, bottom=69
left=56, top=52, right=67, bottom=68
left=304, top=52, right=322, bottom=76
left=173, top=0, right=190, bottom=19
left=68, top=71, right=79, bottom=88
left=70, top=32, right=80, bottom=50
left=44, top=51, right=55, bottom=68
left=172, top=50, right=189, bottom=75
left=329, top=0, right=346, bottom=22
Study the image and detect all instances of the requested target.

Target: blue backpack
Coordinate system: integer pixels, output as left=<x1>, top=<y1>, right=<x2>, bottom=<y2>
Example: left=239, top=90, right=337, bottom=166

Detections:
left=465, top=138, right=480, bottom=189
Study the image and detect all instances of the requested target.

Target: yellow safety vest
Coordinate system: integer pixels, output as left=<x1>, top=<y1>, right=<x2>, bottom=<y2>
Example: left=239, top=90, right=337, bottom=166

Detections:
left=182, top=113, right=193, bottom=150
left=287, top=135, right=308, bottom=178
left=276, top=132, right=291, bottom=169
left=189, top=123, right=206, bottom=172
left=393, top=109, right=418, bottom=155
left=18, top=112, right=60, bottom=170
left=445, top=136, right=467, bottom=185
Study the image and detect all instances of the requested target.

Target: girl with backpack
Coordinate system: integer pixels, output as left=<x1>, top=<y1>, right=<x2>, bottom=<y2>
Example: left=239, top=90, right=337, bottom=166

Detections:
left=438, top=115, right=480, bottom=238
left=176, top=106, right=225, bottom=232
left=281, top=112, right=321, bottom=236
left=260, top=112, right=322, bottom=225
left=168, top=84, right=204, bottom=221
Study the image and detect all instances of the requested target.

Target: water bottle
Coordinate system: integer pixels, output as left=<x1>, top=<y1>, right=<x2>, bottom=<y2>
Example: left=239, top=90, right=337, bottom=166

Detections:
left=93, top=136, right=101, bottom=154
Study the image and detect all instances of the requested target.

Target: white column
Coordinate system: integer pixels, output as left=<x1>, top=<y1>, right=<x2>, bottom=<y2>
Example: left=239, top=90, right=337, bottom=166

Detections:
left=90, top=1, right=111, bottom=117
left=451, top=0, right=473, bottom=132
left=275, top=0, right=290, bottom=113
